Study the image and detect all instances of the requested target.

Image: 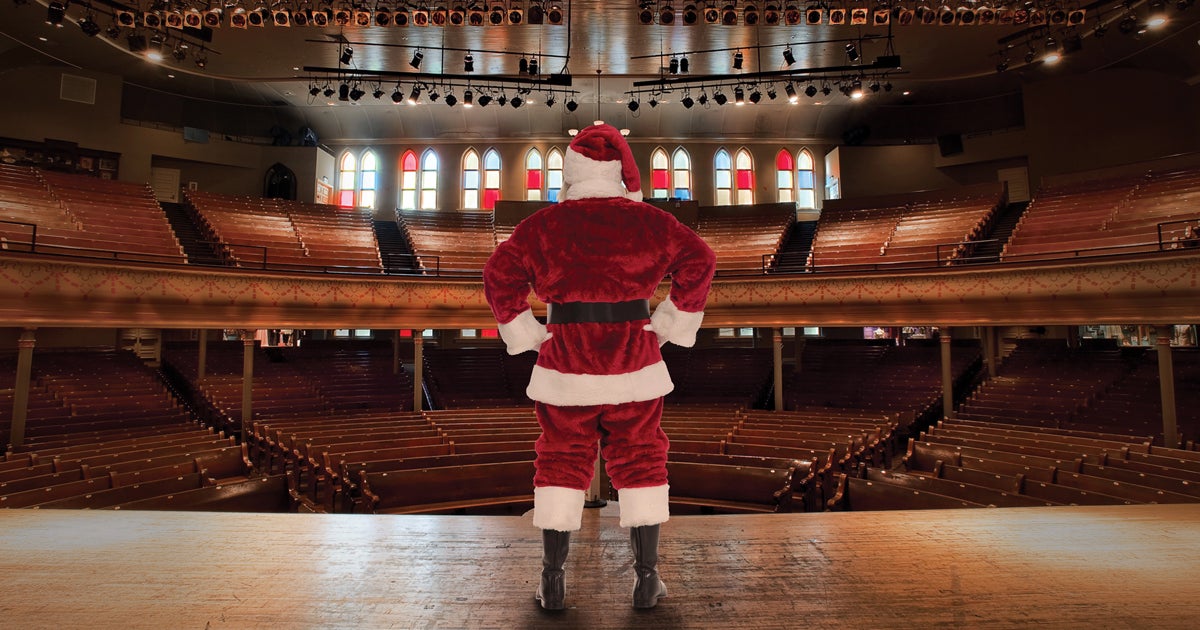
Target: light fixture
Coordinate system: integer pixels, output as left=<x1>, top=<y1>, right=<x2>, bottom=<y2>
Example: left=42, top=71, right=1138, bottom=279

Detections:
left=528, top=58, right=539, bottom=75
left=391, top=88, right=403, bottom=103
left=782, top=47, right=795, bottom=66
left=445, top=92, right=458, bottom=107
left=323, top=86, right=335, bottom=98
left=714, top=90, right=728, bottom=106
left=628, top=99, right=640, bottom=112
left=511, top=95, right=523, bottom=108
left=648, top=96, right=659, bottom=108
left=786, top=83, right=799, bottom=102
left=411, top=50, right=424, bottom=69
left=845, top=43, right=859, bottom=62
left=338, top=83, right=350, bottom=101
left=766, top=86, right=777, bottom=100
left=349, top=85, right=366, bottom=101
left=46, top=1, right=66, bottom=26
left=850, top=80, right=864, bottom=99
left=545, top=94, right=556, bottom=107
left=310, top=86, right=322, bottom=97
left=749, top=89, right=762, bottom=104
left=478, top=94, right=493, bottom=107
left=732, top=50, right=744, bottom=70
left=464, top=53, right=475, bottom=72
left=79, top=14, right=102, bottom=37
left=679, top=56, right=690, bottom=73
left=566, top=99, right=578, bottom=111
left=1147, top=0, right=1169, bottom=27
left=172, top=43, right=188, bottom=61
left=697, top=92, right=708, bottom=105
left=496, top=95, right=507, bottom=106
left=804, top=84, right=817, bottom=98
left=669, top=57, right=679, bottom=74
left=373, top=88, right=385, bottom=100
left=681, top=95, right=695, bottom=108
left=519, top=57, right=528, bottom=74
left=340, top=47, right=353, bottom=65
left=408, top=85, right=422, bottom=104
left=463, top=89, right=474, bottom=107
left=996, top=57, right=1009, bottom=73
left=734, top=87, right=745, bottom=105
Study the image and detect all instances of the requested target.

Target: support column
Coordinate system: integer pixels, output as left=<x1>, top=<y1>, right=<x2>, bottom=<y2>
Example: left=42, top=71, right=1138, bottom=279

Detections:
left=1066, top=325, right=1080, bottom=349
left=772, top=328, right=784, bottom=411
left=940, top=326, right=955, bottom=420
left=8, top=328, right=36, bottom=450
left=392, top=331, right=402, bottom=376
left=413, top=331, right=425, bottom=412
left=982, top=326, right=998, bottom=378
left=1156, top=326, right=1180, bottom=449
left=197, top=329, right=208, bottom=380
left=240, top=330, right=255, bottom=439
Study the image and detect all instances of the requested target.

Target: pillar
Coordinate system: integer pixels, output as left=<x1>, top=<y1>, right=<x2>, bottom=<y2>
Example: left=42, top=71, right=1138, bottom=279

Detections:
left=982, top=326, right=998, bottom=378
left=1156, top=326, right=1180, bottom=449
left=393, top=330, right=402, bottom=376
left=197, top=329, right=208, bottom=380
left=240, top=330, right=255, bottom=439
left=8, top=328, right=36, bottom=449
left=772, top=328, right=784, bottom=411
left=940, top=326, right=955, bottom=419
left=413, top=331, right=425, bottom=411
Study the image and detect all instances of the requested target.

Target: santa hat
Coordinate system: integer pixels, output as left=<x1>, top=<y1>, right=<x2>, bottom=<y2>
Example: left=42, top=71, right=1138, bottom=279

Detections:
left=559, top=124, right=643, bottom=203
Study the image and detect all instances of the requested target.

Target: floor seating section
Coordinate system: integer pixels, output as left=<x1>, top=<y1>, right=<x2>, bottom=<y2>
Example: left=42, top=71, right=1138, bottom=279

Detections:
left=185, top=190, right=382, bottom=272
left=662, top=347, right=774, bottom=408
left=162, top=339, right=414, bottom=436
left=0, top=348, right=273, bottom=511
left=0, top=164, right=185, bottom=263
left=806, top=185, right=1003, bottom=271
left=956, top=340, right=1199, bottom=444
left=1002, top=166, right=1200, bottom=261
left=826, top=417, right=1200, bottom=511
left=423, top=348, right=535, bottom=408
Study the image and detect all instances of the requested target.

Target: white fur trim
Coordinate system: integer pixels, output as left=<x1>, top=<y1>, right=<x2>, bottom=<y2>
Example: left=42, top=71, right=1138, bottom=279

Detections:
left=619, top=484, right=670, bottom=527
left=561, top=148, right=636, bottom=201
left=533, top=486, right=586, bottom=531
left=497, top=309, right=548, bottom=355
left=526, top=361, right=673, bottom=407
left=648, top=296, right=705, bottom=348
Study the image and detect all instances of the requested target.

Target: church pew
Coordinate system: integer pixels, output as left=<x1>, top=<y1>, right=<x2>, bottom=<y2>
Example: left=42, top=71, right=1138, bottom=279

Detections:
left=863, top=468, right=1055, bottom=508
left=114, top=475, right=292, bottom=512
left=356, top=460, right=536, bottom=515
left=826, top=474, right=987, bottom=511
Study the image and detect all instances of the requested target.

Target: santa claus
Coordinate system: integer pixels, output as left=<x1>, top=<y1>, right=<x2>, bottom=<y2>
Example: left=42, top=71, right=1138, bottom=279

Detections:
left=483, top=123, right=716, bottom=610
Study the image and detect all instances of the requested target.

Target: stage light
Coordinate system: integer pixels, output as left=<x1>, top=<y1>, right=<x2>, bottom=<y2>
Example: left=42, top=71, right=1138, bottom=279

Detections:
left=722, top=4, right=738, bottom=24
left=806, top=6, right=823, bottom=24
left=165, top=11, right=183, bottom=29
left=638, top=4, right=654, bottom=24
left=660, top=4, right=675, bottom=24
left=338, top=83, right=350, bottom=101
left=478, top=94, right=493, bottom=107
left=375, top=9, right=392, bottom=26
left=1043, top=37, right=1061, bottom=64
left=821, top=85, right=832, bottom=96
left=845, top=43, right=859, bottom=62
left=445, top=93, right=458, bottom=107
left=669, top=57, right=679, bottom=74
left=765, top=4, right=781, bottom=25
left=273, top=9, right=291, bottom=27
left=350, top=86, right=366, bottom=101
left=490, top=4, right=505, bottom=25
left=766, top=86, right=777, bottom=100
left=682, top=3, right=699, bottom=24
left=883, top=82, right=893, bottom=92
left=714, top=91, right=728, bottom=105
left=1147, top=0, right=1169, bottom=27
left=340, top=47, right=353, bottom=65
left=996, top=58, right=1009, bottom=73
left=828, top=7, right=846, bottom=23
left=292, top=10, right=309, bottom=26
left=311, top=86, right=322, bottom=97
left=566, top=98, right=578, bottom=111
left=697, top=92, right=708, bottom=105
left=172, top=42, right=188, bottom=61
left=373, top=88, right=385, bottom=99
left=79, top=15, right=102, bottom=37
left=46, top=1, right=66, bottom=26
left=784, top=3, right=803, bottom=24
left=408, top=85, right=422, bottom=104
left=749, top=89, right=762, bottom=104
left=547, top=4, right=564, bottom=24
left=323, top=86, right=335, bottom=98
left=391, top=88, right=403, bottom=103
left=850, top=7, right=868, bottom=24
left=704, top=5, right=720, bottom=23
left=732, top=50, right=744, bottom=69
left=312, top=9, right=331, bottom=27
left=464, top=53, right=475, bottom=72
left=628, top=99, right=640, bottom=112
left=681, top=95, right=695, bottom=108
left=545, top=95, right=556, bottom=107
left=783, top=47, right=795, bottom=67
left=429, top=90, right=440, bottom=102
left=496, top=95, right=507, bottom=106
left=519, top=58, right=528, bottom=74
left=648, top=97, right=659, bottom=108
left=203, top=8, right=222, bottom=28
left=679, top=56, right=690, bottom=73
left=410, top=50, right=424, bottom=69
left=230, top=9, right=248, bottom=28
left=511, top=95, right=523, bottom=108
left=449, top=5, right=466, bottom=25
left=463, top=90, right=474, bottom=107
left=745, top=4, right=760, bottom=25
left=528, top=58, right=539, bottom=75
left=804, top=84, right=817, bottom=98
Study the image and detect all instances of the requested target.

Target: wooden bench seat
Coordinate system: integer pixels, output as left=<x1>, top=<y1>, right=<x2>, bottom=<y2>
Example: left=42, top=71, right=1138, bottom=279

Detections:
left=826, top=474, right=986, bottom=511
left=114, top=475, right=291, bottom=512
left=357, top=460, right=536, bottom=515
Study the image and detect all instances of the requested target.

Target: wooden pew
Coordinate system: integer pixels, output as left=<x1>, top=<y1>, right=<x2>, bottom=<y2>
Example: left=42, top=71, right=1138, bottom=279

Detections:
left=665, top=460, right=794, bottom=514
left=356, top=460, right=535, bottom=515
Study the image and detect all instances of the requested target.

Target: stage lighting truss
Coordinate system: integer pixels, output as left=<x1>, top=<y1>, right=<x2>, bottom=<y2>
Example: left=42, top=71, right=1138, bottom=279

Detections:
left=631, top=1, right=1096, bottom=27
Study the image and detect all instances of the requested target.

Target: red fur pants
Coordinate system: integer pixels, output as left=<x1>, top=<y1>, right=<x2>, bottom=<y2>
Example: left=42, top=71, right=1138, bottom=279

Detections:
left=533, top=398, right=669, bottom=491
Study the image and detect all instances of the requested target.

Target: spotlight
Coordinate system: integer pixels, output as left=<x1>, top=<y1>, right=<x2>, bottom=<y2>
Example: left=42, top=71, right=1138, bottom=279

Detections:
left=845, top=43, right=859, bottom=62
left=680, top=57, right=690, bottom=73
left=273, top=9, right=291, bottom=27
left=996, top=58, right=1009, bottom=73
left=713, top=91, right=728, bottom=106
left=648, top=97, right=659, bottom=108
left=821, top=85, right=832, bottom=96
left=828, top=7, right=846, bottom=23
left=445, top=93, right=458, bottom=107
left=804, top=84, right=817, bottom=98
left=511, top=95, right=523, bottom=108
left=785, top=3, right=803, bottom=25
left=722, top=4, right=738, bottom=24
left=375, top=9, right=392, bottom=26
left=704, top=5, right=720, bottom=23
left=79, top=15, right=102, bottom=37
left=628, top=99, right=640, bottom=112
left=464, top=53, right=474, bottom=72
left=519, top=58, right=528, bottom=74
left=660, top=4, right=675, bottom=24
left=338, top=83, right=350, bottom=101
left=638, top=5, right=654, bottom=24
left=203, top=8, right=222, bottom=28
left=143, top=13, right=162, bottom=29
left=408, top=85, right=422, bottom=104
left=172, top=43, right=188, bottom=61
left=230, top=9, right=248, bottom=28
left=566, top=99, right=578, bottom=111
left=410, top=50, right=424, bottom=69
left=681, top=95, right=695, bottom=108
left=732, top=50, right=744, bottom=70
left=766, top=86, right=777, bottom=100
left=734, top=87, right=745, bottom=105
left=340, top=47, right=353, bottom=65
left=310, top=86, right=322, bottom=97
left=497, top=95, right=507, bottom=106
left=697, top=92, right=708, bottom=105
left=545, top=95, right=556, bottom=107
left=1147, top=0, right=1169, bottom=26
left=429, top=90, right=440, bottom=102
left=806, top=6, right=823, bottom=24
left=547, top=3, right=565, bottom=24
left=528, top=58, right=539, bottom=75
left=106, top=24, right=121, bottom=38
left=883, top=82, right=893, bottom=92
left=349, top=86, right=366, bottom=101
left=669, top=57, right=679, bottom=74
left=463, top=89, right=474, bottom=107
left=749, top=89, right=762, bottom=104
left=292, top=10, right=308, bottom=26
left=312, top=9, right=332, bottom=27
left=373, top=88, right=385, bottom=100
left=323, top=86, right=335, bottom=98
left=478, top=94, right=493, bottom=107
left=489, top=4, right=505, bottom=25
left=682, top=3, right=700, bottom=24
left=391, top=88, right=403, bottom=103
left=1024, top=47, right=1036, bottom=63
left=194, top=51, right=207, bottom=69
left=782, top=47, right=795, bottom=67
left=46, top=1, right=66, bottom=26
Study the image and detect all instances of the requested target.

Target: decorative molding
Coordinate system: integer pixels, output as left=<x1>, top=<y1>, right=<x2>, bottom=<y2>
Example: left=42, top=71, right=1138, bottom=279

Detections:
left=0, top=253, right=1197, bottom=329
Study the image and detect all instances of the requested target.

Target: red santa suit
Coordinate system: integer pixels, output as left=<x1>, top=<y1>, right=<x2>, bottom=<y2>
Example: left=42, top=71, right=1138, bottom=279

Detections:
left=484, top=124, right=716, bottom=533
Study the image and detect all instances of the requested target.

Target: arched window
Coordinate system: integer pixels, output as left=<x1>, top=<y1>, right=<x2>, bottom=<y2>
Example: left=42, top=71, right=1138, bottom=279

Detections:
left=546, top=148, right=564, bottom=202
left=337, top=151, right=357, bottom=208
left=650, top=148, right=670, bottom=199
left=463, top=149, right=481, bottom=210
left=525, top=148, right=543, bottom=201
left=735, top=148, right=755, bottom=205
left=672, top=148, right=692, bottom=200
left=358, top=150, right=378, bottom=209
left=419, top=150, right=438, bottom=209
left=796, top=149, right=816, bottom=210
left=399, top=150, right=419, bottom=210
left=483, top=148, right=502, bottom=210
left=776, top=149, right=795, bottom=203
left=714, top=149, right=732, bottom=205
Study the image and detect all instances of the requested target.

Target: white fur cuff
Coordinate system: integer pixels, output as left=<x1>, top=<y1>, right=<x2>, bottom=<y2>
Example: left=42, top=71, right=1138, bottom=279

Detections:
left=618, top=484, right=670, bottom=528
left=533, top=486, right=587, bottom=531
left=526, top=362, right=673, bottom=407
left=649, top=296, right=705, bottom=348
left=497, top=309, right=548, bottom=355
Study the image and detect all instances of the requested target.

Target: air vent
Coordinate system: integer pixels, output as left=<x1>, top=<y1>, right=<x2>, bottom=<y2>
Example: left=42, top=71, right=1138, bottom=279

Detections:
left=60, top=74, right=97, bottom=105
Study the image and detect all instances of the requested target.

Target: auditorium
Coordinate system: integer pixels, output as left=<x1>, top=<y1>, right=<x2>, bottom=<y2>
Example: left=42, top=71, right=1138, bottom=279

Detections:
left=2, top=1, right=1199, bottom=627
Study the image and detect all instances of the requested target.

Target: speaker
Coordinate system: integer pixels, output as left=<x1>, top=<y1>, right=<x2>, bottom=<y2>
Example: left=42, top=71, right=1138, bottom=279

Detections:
left=937, top=133, right=963, bottom=157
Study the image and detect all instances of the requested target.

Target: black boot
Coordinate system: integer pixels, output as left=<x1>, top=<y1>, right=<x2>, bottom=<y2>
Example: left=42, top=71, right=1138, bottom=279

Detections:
left=631, top=524, right=668, bottom=609
left=536, top=529, right=570, bottom=610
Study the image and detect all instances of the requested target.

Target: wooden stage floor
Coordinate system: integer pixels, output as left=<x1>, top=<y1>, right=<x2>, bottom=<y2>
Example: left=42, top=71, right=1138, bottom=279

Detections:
left=1, top=503, right=1198, bottom=629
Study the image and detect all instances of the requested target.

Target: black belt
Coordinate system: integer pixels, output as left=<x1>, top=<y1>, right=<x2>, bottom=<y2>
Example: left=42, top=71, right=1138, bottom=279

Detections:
left=547, top=299, right=651, bottom=324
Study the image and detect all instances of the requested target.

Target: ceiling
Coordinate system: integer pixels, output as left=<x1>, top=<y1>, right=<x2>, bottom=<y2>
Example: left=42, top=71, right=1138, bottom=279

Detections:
left=2, top=0, right=1199, bottom=143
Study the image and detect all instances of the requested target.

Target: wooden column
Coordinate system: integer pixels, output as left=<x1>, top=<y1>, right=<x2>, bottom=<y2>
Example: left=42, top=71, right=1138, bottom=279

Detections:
left=197, top=329, right=208, bottom=380
left=982, top=326, right=998, bottom=378
left=7, top=328, right=36, bottom=449
left=240, top=330, right=255, bottom=439
left=1156, top=326, right=1180, bottom=449
left=940, top=326, right=955, bottom=419
left=413, top=332, right=424, bottom=412
left=772, top=328, right=784, bottom=411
